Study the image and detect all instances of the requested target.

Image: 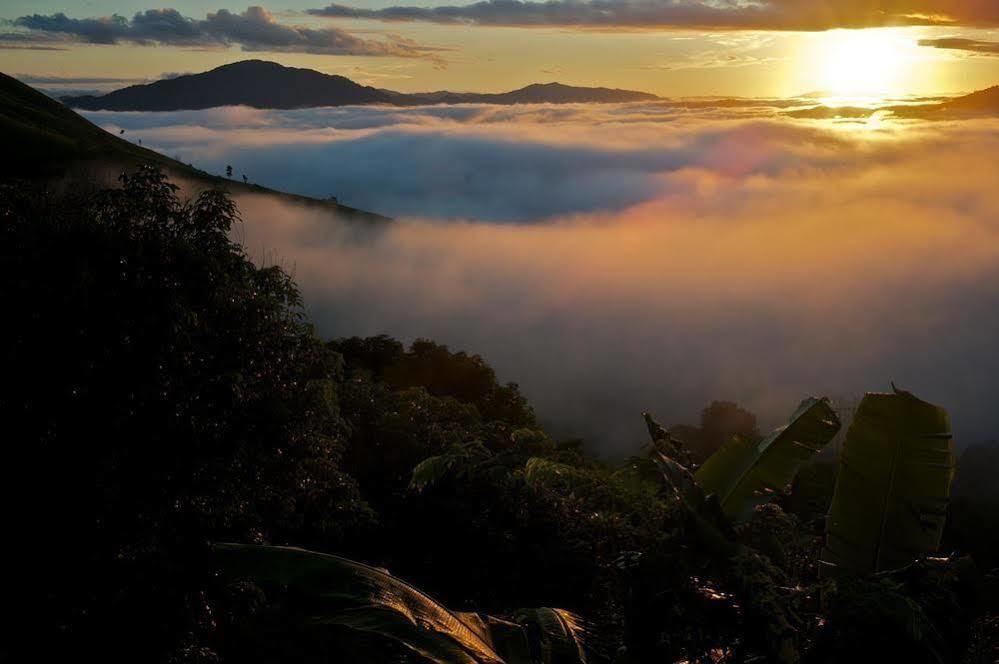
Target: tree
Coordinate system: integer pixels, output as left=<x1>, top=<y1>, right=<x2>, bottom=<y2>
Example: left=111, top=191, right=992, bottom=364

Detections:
left=1, top=167, right=371, bottom=662
left=226, top=164, right=233, bottom=178
left=700, top=400, right=760, bottom=452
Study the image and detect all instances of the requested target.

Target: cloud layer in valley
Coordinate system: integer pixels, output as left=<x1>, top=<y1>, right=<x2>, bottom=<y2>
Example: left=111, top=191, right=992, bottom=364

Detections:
left=1, top=6, right=441, bottom=60
left=87, top=102, right=999, bottom=452
left=311, top=0, right=999, bottom=30
left=83, top=99, right=908, bottom=221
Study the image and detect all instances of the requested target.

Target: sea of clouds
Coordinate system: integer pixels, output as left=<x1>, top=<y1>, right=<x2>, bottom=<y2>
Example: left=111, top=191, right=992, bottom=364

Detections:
left=83, top=103, right=999, bottom=453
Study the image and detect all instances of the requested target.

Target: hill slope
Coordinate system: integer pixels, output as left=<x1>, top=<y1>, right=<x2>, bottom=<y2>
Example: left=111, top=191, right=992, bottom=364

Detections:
left=0, top=72, right=387, bottom=222
left=63, top=60, right=660, bottom=111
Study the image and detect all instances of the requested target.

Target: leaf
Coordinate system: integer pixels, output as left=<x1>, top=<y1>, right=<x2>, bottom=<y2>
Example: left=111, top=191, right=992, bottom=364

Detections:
left=641, top=416, right=799, bottom=664
left=510, top=608, right=589, bottom=664
left=694, top=397, right=841, bottom=523
left=410, top=440, right=491, bottom=491
left=642, top=417, right=736, bottom=556
left=212, top=543, right=504, bottom=664
left=822, top=388, right=956, bottom=574
left=643, top=412, right=691, bottom=467
left=523, top=457, right=589, bottom=489
left=212, top=544, right=591, bottom=664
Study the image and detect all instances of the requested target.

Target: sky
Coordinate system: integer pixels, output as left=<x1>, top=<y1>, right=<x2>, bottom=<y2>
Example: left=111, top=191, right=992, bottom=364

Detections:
left=1, top=2, right=998, bottom=96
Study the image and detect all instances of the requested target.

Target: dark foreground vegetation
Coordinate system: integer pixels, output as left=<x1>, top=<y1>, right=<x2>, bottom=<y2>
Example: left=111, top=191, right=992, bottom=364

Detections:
left=2, top=170, right=998, bottom=663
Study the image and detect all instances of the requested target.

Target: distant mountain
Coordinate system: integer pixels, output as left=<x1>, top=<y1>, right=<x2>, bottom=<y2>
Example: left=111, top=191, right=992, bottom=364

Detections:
left=63, top=60, right=392, bottom=111
left=62, top=60, right=660, bottom=111
left=0, top=71, right=386, bottom=222
left=937, top=85, right=999, bottom=114
left=787, top=85, right=999, bottom=120
left=388, top=81, right=660, bottom=106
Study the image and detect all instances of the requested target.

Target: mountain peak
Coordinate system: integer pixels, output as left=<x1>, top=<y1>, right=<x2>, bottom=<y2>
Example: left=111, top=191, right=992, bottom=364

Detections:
left=63, top=62, right=661, bottom=111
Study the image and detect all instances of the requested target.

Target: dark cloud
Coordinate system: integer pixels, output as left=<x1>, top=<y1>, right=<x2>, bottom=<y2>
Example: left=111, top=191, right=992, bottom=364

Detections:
left=310, top=0, right=999, bottom=30
left=4, top=6, right=440, bottom=59
left=0, top=30, right=71, bottom=49
left=919, top=37, right=999, bottom=55
left=81, top=104, right=999, bottom=451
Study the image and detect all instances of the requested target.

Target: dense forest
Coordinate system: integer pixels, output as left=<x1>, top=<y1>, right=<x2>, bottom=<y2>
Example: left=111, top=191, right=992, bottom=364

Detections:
left=3, top=169, right=998, bottom=663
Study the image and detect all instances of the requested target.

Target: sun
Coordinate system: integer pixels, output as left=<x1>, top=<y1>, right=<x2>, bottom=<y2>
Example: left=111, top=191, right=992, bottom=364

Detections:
left=810, top=29, right=916, bottom=98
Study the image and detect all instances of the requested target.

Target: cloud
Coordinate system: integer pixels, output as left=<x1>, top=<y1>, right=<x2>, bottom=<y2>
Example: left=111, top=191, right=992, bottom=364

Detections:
left=86, top=103, right=999, bottom=452
left=310, top=0, right=999, bottom=30
left=83, top=100, right=830, bottom=220
left=3, top=6, right=441, bottom=60
left=919, top=37, right=999, bottom=55
left=14, top=74, right=148, bottom=85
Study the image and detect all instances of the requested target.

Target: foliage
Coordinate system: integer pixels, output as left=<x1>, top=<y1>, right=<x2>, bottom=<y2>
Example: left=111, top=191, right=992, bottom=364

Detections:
left=672, top=400, right=762, bottom=465
left=1, top=168, right=372, bottom=661
left=823, top=388, right=956, bottom=574
left=695, top=397, right=841, bottom=523
left=4, top=169, right=997, bottom=664
left=332, top=335, right=535, bottom=426
left=210, top=543, right=590, bottom=664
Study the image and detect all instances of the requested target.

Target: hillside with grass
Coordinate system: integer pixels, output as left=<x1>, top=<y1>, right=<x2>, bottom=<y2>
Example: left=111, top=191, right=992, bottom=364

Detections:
left=0, top=72, right=387, bottom=222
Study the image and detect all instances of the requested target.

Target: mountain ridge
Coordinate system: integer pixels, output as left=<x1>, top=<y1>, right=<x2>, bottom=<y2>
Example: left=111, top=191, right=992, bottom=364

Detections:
left=62, top=60, right=661, bottom=111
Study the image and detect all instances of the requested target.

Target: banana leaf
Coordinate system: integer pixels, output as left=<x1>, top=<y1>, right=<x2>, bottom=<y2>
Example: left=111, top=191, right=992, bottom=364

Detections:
left=510, top=608, right=589, bottom=664
left=212, top=543, right=588, bottom=664
left=694, top=397, right=841, bottom=523
left=822, top=389, right=956, bottom=574
left=643, top=415, right=799, bottom=664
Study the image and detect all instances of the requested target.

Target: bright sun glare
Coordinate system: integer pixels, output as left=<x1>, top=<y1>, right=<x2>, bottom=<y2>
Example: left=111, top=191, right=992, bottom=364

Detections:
left=811, top=29, right=916, bottom=99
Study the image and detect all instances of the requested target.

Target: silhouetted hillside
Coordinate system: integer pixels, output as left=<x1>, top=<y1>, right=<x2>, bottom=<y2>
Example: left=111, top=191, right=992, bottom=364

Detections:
left=63, top=60, right=660, bottom=111
left=0, top=71, right=387, bottom=222
left=1, top=71, right=187, bottom=178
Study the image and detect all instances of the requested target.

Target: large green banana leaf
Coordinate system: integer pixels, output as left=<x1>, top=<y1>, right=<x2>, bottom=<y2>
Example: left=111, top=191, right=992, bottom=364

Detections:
left=212, top=543, right=588, bottom=664
left=694, top=397, right=841, bottom=523
left=822, top=389, right=956, bottom=574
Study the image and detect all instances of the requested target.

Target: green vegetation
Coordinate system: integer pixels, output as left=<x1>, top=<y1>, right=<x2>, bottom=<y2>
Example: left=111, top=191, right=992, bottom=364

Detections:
left=823, top=390, right=956, bottom=574
left=695, top=397, right=840, bottom=523
left=0, top=72, right=184, bottom=178
left=212, top=543, right=589, bottom=664
left=2, top=170, right=997, bottom=663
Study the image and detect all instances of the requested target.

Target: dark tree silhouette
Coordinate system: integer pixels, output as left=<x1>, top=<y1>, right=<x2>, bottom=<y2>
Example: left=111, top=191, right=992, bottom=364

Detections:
left=2, top=167, right=370, bottom=662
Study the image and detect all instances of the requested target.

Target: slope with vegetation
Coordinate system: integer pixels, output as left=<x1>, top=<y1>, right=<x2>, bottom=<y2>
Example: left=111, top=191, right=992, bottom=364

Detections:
left=2, top=170, right=998, bottom=663
left=0, top=71, right=387, bottom=222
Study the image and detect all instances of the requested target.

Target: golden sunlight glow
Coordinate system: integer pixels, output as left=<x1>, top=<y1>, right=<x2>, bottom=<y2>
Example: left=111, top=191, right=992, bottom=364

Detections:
left=809, top=29, right=919, bottom=99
